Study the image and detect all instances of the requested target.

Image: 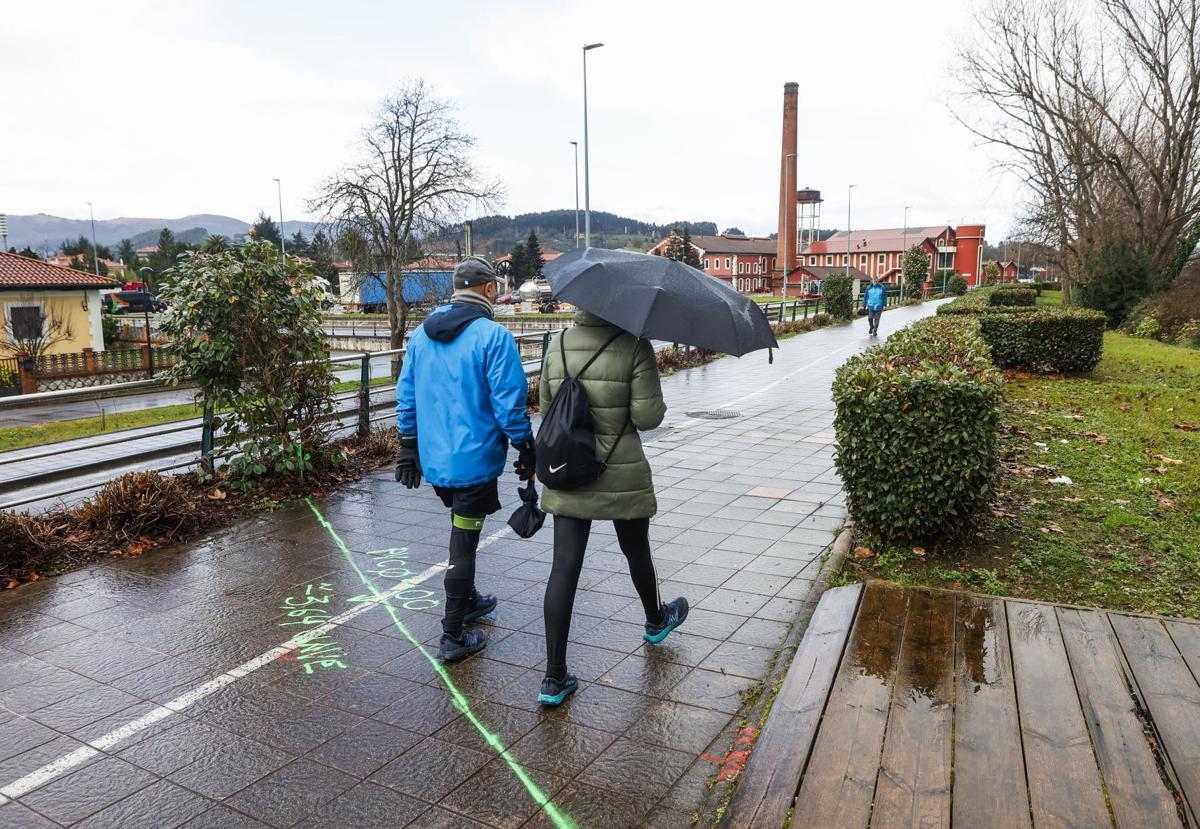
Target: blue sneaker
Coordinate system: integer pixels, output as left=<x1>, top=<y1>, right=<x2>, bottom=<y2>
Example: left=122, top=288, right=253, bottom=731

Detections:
left=463, top=591, right=498, bottom=623
left=643, top=597, right=689, bottom=644
left=438, top=628, right=487, bottom=663
left=538, top=673, right=578, bottom=707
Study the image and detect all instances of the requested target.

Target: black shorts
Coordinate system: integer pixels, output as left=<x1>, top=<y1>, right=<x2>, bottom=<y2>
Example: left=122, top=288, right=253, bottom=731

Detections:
left=433, top=479, right=501, bottom=518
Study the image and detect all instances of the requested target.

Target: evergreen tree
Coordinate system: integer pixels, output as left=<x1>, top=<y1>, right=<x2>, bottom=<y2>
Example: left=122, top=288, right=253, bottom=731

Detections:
left=15, top=246, right=40, bottom=259
left=310, top=230, right=339, bottom=292
left=901, top=244, right=930, bottom=300
left=116, top=239, right=136, bottom=266
left=289, top=231, right=311, bottom=257
left=524, top=231, right=545, bottom=280
left=509, top=241, right=530, bottom=287
left=251, top=212, right=282, bottom=249
left=681, top=226, right=702, bottom=269
left=663, top=227, right=686, bottom=261
left=69, top=251, right=108, bottom=276
left=202, top=234, right=229, bottom=253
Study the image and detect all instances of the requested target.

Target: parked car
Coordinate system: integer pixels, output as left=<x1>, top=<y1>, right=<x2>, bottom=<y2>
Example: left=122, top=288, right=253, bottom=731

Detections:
left=104, top=291, right=166, bottom=314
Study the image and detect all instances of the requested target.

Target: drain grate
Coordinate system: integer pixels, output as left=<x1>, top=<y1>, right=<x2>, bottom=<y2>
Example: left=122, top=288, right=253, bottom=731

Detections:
left=683, top=410, right=742, bottom=420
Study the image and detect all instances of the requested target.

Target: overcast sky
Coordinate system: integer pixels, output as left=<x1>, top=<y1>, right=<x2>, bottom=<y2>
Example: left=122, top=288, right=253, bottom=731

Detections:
left=1, top=0, right=1021, bottom=240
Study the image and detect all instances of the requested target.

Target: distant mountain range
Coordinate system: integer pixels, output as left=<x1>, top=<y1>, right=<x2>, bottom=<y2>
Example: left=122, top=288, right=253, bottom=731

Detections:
left=3, top=209, right=723, bottom=257
left=4, top=213, right=320, bottom=253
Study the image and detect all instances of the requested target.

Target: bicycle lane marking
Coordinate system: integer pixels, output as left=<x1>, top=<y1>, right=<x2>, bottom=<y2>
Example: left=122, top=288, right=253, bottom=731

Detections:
left=0, top=520, right=514, bottom=806
left=305, top=498, right=577, bottom=829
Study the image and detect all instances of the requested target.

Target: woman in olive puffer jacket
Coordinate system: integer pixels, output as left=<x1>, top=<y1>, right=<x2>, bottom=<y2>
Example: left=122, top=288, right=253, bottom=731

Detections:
left=535, top=310, right=689, bottom=707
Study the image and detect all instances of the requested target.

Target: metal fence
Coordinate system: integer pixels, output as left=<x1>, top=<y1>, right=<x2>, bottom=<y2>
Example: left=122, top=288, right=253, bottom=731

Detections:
left=0, top=357, right=19, bottom=397
left=0, top=303, right=829, bottom=511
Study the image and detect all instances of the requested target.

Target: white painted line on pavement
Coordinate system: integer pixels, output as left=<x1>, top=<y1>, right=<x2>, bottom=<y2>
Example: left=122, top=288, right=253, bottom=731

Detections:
left=0, top=518, right=519, bottom=804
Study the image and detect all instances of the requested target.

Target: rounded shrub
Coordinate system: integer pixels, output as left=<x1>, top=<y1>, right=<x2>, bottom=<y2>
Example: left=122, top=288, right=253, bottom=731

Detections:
left=833, top=317, right=1002, bottom=541
left=989, top=287, right=1036, bottom=307
left=948, top=274, right=968, bottom=296
left=822, top=274, right=854, bottom=321
left=977, top=308, right=1106, bottom=373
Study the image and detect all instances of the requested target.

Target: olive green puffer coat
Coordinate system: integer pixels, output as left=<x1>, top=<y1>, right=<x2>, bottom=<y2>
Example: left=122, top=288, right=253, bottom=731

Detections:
left=538, top=311, right=666, bottom=520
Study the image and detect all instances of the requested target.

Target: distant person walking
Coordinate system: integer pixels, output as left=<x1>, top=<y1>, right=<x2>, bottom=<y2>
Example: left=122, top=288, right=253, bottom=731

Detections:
left=534, top=310, right=688, bottom=706
left=864, top=275, right=887, bottom=336
left=395, top=257, right=537, bottom=663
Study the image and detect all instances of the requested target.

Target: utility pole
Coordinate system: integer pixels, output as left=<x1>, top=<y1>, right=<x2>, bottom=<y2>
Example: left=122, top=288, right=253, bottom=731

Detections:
left=570, top=141, right=580, bottom=248
left=274, top=178, right=286, bottom=257
left=846, top=185, right=858, bottom=280
left=582, top=42, right=604, bottom=248
left=87, top=202, right=100, bottom=277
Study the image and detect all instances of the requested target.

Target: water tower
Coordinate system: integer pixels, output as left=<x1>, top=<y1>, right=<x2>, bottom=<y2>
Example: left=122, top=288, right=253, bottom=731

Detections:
left=796, top=188, right=823, bottom=257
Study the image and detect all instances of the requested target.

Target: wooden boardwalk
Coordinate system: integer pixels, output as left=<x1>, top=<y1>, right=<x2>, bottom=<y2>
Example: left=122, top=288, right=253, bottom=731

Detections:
left=725, top=581, right=1200, bottom=828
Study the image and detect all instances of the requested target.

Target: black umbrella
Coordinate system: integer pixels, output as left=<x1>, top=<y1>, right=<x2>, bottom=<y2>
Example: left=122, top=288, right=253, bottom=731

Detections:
left=507, top=481, right=546, bottom=539
left=544, top=248, right=779, bottom=356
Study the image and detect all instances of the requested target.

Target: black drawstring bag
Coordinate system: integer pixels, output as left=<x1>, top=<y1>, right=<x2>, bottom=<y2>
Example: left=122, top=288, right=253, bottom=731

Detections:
left=507, top=481, right=546, bottom=538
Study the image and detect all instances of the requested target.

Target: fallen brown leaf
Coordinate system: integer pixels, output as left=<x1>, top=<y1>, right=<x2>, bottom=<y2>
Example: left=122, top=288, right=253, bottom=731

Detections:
left=1176, top=422, right=1199, bottom=432
left=854, top=546, right=874, bottom=560
left=1152, top=454, right=1183, bottom=465
left=207, top=488, right=227, bottom=501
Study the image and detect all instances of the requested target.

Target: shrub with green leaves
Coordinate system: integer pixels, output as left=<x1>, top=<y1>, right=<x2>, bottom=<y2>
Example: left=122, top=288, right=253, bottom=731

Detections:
left=160, top=240, right=336, bottom=484
left=978, top=308, right=1106, bottom=373
left=833, top=316, right=1002, bottom=541
left=822, top=274, right=854, bottom=321
left=989, top=287, right=1036, bottom=306
left=948, top=274, right=968, bottom=296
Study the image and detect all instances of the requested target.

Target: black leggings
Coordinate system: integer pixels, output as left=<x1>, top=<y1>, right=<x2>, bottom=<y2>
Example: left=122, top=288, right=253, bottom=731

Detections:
left=544, top=516, right=663, bottom=680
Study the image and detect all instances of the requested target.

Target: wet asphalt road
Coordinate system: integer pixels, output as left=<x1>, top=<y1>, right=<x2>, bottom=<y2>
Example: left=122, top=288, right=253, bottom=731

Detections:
left=0, top=302, right=941, bottom=828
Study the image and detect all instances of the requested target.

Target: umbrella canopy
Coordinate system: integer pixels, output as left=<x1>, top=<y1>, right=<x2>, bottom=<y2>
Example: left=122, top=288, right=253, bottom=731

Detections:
left=544, top=248, right=778, bottom=356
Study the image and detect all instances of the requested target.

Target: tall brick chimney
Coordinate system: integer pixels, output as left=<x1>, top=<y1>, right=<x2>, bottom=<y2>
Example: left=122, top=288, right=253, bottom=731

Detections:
left=776, top=82, right=799, bottom=286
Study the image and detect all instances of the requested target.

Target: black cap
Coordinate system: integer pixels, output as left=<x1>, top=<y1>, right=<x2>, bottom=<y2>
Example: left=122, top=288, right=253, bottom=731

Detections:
left=453, top=256, right=502, bottom=289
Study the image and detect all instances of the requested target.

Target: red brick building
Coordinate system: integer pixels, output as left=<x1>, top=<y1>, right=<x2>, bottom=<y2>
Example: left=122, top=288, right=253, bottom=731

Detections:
left=995, top=260, right=1019, bottom=283
left=647, top=233, right=778, bottom=294
left=801, top=224, right=987, bottom=287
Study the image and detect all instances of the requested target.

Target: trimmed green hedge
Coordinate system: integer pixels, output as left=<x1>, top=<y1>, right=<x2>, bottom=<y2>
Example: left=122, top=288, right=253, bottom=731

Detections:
left=833, top=316, right=1002, bottom=540
left=937, top=287, right=1037, bottom=316
left=948, top=274, right=968, bottom=296
left=823, top=274, right=854, bottom=321
left=978, top=308, right=1106, bottom=373
left=990, top=287, right=1036, bottom=306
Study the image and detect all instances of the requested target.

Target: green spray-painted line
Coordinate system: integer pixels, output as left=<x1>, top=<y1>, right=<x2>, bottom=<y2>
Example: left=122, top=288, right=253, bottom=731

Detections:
left=305, top=498, right=576, bottom=829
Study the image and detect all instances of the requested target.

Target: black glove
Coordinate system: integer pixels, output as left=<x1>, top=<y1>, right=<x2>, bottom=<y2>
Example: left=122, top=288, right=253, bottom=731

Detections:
left=512, top=438, right=536, bottom=481
left=395, top=436, right=422, bottom=489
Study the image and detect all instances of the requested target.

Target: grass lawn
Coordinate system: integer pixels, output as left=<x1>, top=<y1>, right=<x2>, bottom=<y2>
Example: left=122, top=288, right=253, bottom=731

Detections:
left=0, top=376, right=394, bottom=454
left=843, top=331, right=1200, bottom=617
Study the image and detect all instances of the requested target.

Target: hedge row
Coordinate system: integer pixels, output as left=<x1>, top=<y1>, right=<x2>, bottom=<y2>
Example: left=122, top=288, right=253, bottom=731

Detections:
left=989, top=287, right=1036, bottom=306
left=935, top=290, right=1106, bottom=373
left=979, top=308, right=1106, bottom=373
left=833, top=316, right=1003, bottom=540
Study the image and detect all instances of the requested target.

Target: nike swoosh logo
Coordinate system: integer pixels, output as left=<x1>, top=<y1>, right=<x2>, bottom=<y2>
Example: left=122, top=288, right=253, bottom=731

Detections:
left=549, top=463, right=567, bottom=473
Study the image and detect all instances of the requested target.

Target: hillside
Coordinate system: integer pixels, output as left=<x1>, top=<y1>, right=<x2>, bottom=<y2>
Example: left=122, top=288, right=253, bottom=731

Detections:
left=5, top=213, right=319, bottom=253
left=453, top=210, right=718, bottom=255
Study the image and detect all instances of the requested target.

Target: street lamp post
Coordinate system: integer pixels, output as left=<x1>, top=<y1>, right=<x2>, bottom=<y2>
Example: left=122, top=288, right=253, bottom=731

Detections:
left=582, top=42, right=604, bottom=248
left=138, top=266, right=155, bottom=378
left=901, top=204, right=912, bottom=299
left=570, top=141, right=580, bottom=248
left=87, top=202, right=100, bottom=277
left=273, top=178, right=286, bottom=257
left=846, top=185, right=857, bottom=280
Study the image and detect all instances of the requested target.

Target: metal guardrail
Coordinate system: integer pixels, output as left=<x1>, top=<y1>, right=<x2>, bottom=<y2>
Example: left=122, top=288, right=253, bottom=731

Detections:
left=0, top=302, right=823, bottom=511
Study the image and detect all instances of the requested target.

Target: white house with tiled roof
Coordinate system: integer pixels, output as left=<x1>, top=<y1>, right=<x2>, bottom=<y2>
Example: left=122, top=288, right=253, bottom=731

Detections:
left=0, top=251, right=116, bottom=355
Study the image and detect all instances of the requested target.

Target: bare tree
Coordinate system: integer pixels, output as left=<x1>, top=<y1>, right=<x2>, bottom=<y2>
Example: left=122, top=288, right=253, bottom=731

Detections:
left=956, top=0, right=1200, bottom=300
left=1, top=298, right=75, bottom=360
left=311, top=80, right=501, bottom=373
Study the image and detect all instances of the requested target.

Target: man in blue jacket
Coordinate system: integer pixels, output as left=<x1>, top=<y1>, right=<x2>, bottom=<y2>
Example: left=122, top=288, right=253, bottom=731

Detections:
left=395, top=257, right=536, bottom=662
left=864, top=275, right=887, bottom=336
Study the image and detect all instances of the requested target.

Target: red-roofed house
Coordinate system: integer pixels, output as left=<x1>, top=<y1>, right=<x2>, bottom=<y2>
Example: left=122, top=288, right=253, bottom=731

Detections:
left=646, top=233, right=779, bottom=293
left=802, top=224, right=987, bottom=287
left=1, top=251, right=116, bottom=356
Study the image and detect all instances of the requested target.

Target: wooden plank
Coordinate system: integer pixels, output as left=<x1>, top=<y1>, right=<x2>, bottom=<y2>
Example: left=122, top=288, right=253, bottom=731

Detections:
left=791, top=581, right=910, bottom=828
left=1057, top=608, right=1180, bottom=828
left=870, top=589, right=955, bottom=829
left=1006, top=600, right=1111, bottom=828
left=1112, top=613, right=1200, bottom=825
left=952, top=594, right=1032, bottom=829
left=1165, top=619, right=1200, bottom=689
left=722, top=584, right=863, bottom=829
